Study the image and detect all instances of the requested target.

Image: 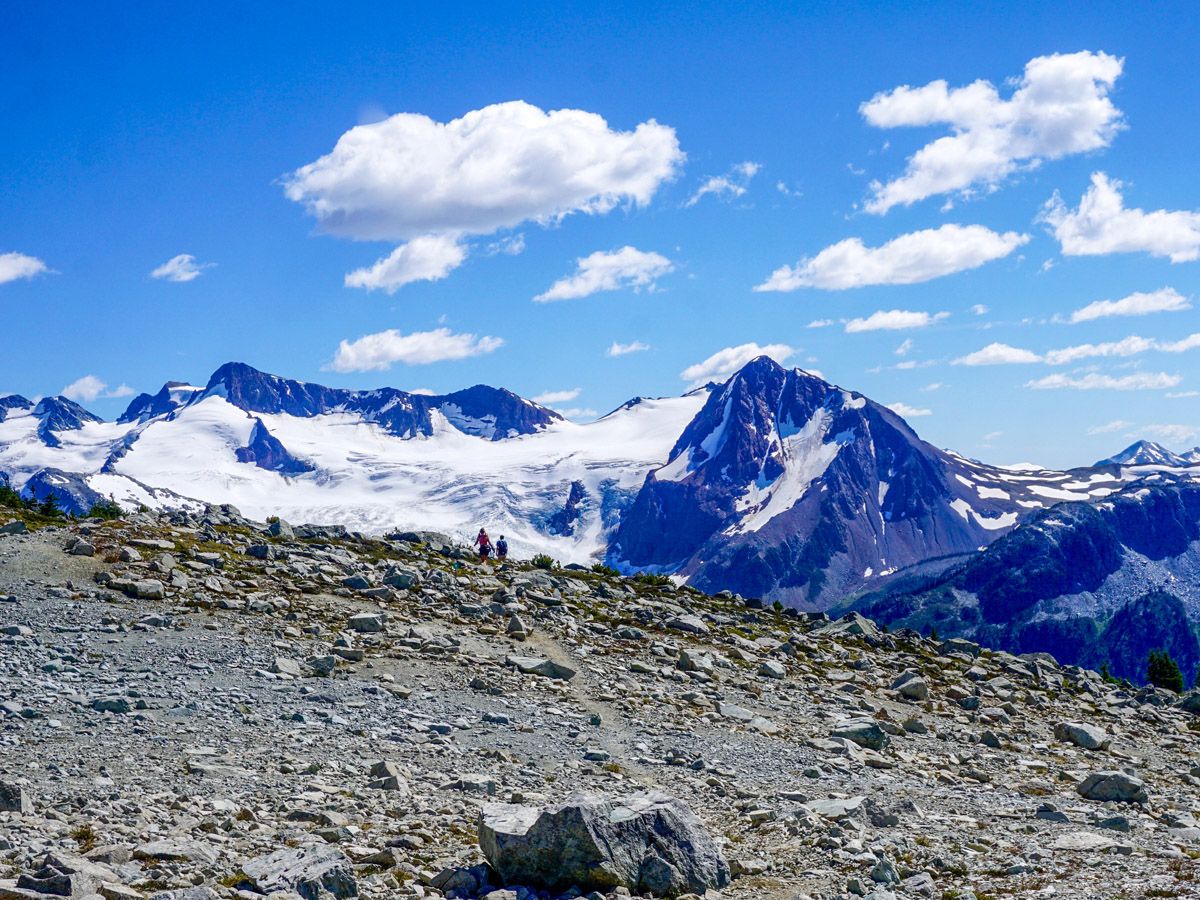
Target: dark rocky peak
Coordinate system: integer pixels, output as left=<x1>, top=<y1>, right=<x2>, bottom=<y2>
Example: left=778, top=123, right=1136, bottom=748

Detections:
left=31, top=397, right=104, bottom=446
left=437, top=384, right=561, bottom=440
left=203, top=362, right=350, bottom=417
left=0, top=394, right=33, bottom=422
left=235, top=419, right=316, bottom=475
left=118, top=381, right=202, bottom=424
left=1095, top=440, right=1190, bottom=468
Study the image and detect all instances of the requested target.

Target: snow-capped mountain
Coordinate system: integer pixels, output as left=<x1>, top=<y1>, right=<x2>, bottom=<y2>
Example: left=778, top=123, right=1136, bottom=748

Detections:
left=850, top=475, right=1200, bottom=684
left=1095, top=440, right=1200, bottom=469
left=0, top=359, right=1192, bottom=608
left=609, top=357, right=1134, bottom=608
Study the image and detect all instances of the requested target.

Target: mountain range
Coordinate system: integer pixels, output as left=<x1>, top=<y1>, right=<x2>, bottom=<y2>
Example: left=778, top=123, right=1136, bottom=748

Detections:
left=4, top=357, right=1200, bottom=673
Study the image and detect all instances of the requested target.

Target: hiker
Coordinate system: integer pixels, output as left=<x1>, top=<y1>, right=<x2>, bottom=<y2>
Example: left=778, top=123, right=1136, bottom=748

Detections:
left=495, top=535, right=508, bottom=562
left=474, top=528, right=492, bottom=563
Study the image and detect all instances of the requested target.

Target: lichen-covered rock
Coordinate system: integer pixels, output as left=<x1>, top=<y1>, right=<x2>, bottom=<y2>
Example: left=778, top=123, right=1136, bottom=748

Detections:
left=478, top=791, right=730, bottom=897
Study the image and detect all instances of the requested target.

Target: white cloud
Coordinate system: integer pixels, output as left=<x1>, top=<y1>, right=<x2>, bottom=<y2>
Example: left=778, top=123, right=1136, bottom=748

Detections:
left=1041, top=173, right=1200, bottom=262
left=606, top=340, right=650, bottom=357
left=532, top=388, right=581, bottom=405
left=0, top=252, right=49, bottom=285
left=553, top=407, right=599, bottom=420
left=1142, top=423, right=1199, bottom=445
left=844, top=309, right=948, bottom=333
left=328, top=327, right=503, bottom=372
left=956, top=331, right=1200, bottom=368
left=887, top=401, right=932, bottom=417
left=1167, top=390, right=1200, bottom=399
left=150, top=253, right=213, bottom=282
left=680, top=342, right=795, bottom=387
left=754, top=224, right=1028, bottom=291
left=920, top=382, right=943, bottom=392
left=1044, top=335, right=1157, bottom=365
left=344, top=234, right=466, bottom=293
left=684, top=161, right=761, bottom=207
left=62, top=375, right=106, bottom=402
left=895, top=338, right=914, bottom=356
left=61, top=376, right=134, bottom=402
left=808, top=319, right=835, bottom=328
left=535, top=246, right=673, bottom=302
left=861, top=51, right=1123, bottom=213
left=969, top=304, right=989, bottom=316
left=953, top=342, right=1042, bottom=366
left=1068, top=287, right=1191, bottom=323
left=284, top=100, right=683, bottom=289
left=485, top=233, right=526, bottom=256
left=1026, top=371, right=1181, bottom=391
left=1087, top=419, right=1132, bottom=435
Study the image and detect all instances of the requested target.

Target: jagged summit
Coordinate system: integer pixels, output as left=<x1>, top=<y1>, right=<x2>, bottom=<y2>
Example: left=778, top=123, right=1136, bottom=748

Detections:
left=1095, top=439, right=1198, bottom=468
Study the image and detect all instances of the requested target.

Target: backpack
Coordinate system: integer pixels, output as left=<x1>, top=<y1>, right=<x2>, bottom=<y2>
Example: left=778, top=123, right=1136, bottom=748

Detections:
left=496, top=539, right=508, bottom=555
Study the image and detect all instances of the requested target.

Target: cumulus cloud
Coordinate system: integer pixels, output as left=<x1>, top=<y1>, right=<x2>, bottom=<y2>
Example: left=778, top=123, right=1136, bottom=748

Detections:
left=607, top=340, right=650, bottom=357
left=61, top=376, right=134, bottom=403
left=1087, top=419, right=1132, bottom=435
left=1026, top=372, right=1181, bottom=391
left=969, top=304, right=989, bottom=316
left=284, top=100, right=683, bottom=289
left=328, top=327, right=503, bottom=372
left=1068, top=288, right=1191, bottom=323
left=680, top=342, right=795, bottom=388
left=684, top=161, right=761, bottom=207
left=150, top=253, right=214, bottom=283
left=1044, top=335, right=1157, bottom=365
left=886, top=401, right=932, bottom=417
left=754, top=224, right=1028, bottom=291
left=861, top=51, right=1124, bottom=214
left=0, top=252, right=49, bottom=285
left=344, top=235, right=466, bottom=293
left=953, top=342, right=1042, bottom=366
left=484, top=233, right=526, bottom=256
left=535, top=246, right=673, bottom=302
left=1041, top=173, right=1200, bottom=262
left=532, top=388, right=581, bottom=405
left=844, top=309, right=948, bottom=333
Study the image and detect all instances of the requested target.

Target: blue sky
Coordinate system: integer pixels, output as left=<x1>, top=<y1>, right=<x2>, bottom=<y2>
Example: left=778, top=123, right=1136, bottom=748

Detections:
left=3, top=1, right=1200, bottom=468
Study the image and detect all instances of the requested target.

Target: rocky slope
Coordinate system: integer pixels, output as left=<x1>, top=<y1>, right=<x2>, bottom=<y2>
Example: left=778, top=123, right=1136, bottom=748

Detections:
left=849, top=476, right=1200, bottom=684
left=2, top=504, right=1200, bottom=899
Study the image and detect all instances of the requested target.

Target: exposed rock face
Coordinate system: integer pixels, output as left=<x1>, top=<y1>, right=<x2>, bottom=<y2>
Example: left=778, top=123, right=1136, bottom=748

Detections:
left=235, top=419, right=316, bottom=475
left=30, top=396, right=103, bottom=448
left=18, top=468, right=105, bottom=515
left=612, top=357, right=1041, bottom=608
left=852, top=480, right=1200, bottom=685
left=478, top=791, right=731, bottom=896
left=238, top=845, right=358, bottom=898
left=203, top=362, right=560, bottom=440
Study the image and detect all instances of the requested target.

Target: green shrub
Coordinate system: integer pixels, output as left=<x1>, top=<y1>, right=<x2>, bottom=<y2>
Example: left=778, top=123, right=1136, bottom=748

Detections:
left=1148, top=648, right=1184, bottom=693
left=87, top=498, right=124, bottom=520
left=590, top=562, right=620, bottom=578
left=530, top=553, right=556, bottom=570
left=0, top=485, right=22, bottom=510
left=631, top=571, right=672, bottom=588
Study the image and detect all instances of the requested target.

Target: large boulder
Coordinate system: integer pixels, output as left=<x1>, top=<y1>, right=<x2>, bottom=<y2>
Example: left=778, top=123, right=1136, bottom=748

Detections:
left=238, top=845, right=357, bottom=899
left=1054, top=722, right=1109, bottom=751
left=1076, top=771, right=1149, bottom=804
left=478, top=791, right=730, bottom=897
